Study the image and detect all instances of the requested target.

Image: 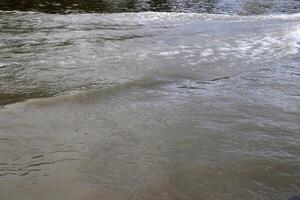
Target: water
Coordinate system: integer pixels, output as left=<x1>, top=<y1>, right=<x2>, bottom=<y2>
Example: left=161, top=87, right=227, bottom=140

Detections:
left=0, top=1, right=300, bottom=200
left=1, top=0, right=300, bottom=14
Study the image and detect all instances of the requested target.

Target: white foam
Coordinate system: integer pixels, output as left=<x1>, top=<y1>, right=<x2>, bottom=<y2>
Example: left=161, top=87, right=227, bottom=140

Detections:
left=200, top=49, right=214, bottom=57
left=285, top=27, right=300, bottom=54
left=159, top=50, right=180, bottom=56
left=3, top=10, right=300, bottom=28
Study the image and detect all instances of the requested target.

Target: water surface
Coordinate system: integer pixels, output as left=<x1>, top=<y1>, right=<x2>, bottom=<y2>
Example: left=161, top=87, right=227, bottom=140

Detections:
left=0, top=1, right=300, bottom=200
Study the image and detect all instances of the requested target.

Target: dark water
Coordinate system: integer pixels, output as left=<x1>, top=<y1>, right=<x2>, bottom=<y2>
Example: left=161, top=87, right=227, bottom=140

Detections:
left=0, top=1, right=300, bottom=200
left=1, top=0, right=300, bottom=14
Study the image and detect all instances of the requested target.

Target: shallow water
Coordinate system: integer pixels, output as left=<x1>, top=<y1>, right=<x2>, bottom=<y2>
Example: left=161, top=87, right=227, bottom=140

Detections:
left=0, top=1, right=300, bottom=200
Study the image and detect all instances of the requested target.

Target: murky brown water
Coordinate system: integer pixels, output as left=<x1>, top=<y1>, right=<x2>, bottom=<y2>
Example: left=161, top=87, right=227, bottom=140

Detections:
left=0, top=1, right=300, bottom=200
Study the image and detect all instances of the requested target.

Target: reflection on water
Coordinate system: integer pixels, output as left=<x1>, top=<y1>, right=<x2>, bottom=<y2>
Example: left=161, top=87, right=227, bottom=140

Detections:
left=1, top=0, right=300, bottom=14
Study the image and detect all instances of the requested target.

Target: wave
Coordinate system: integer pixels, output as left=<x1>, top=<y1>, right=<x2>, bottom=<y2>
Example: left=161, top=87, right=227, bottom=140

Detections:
left=2, top=10, right=300, bottom=20
left=1, top=10, right=300, bottom=106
